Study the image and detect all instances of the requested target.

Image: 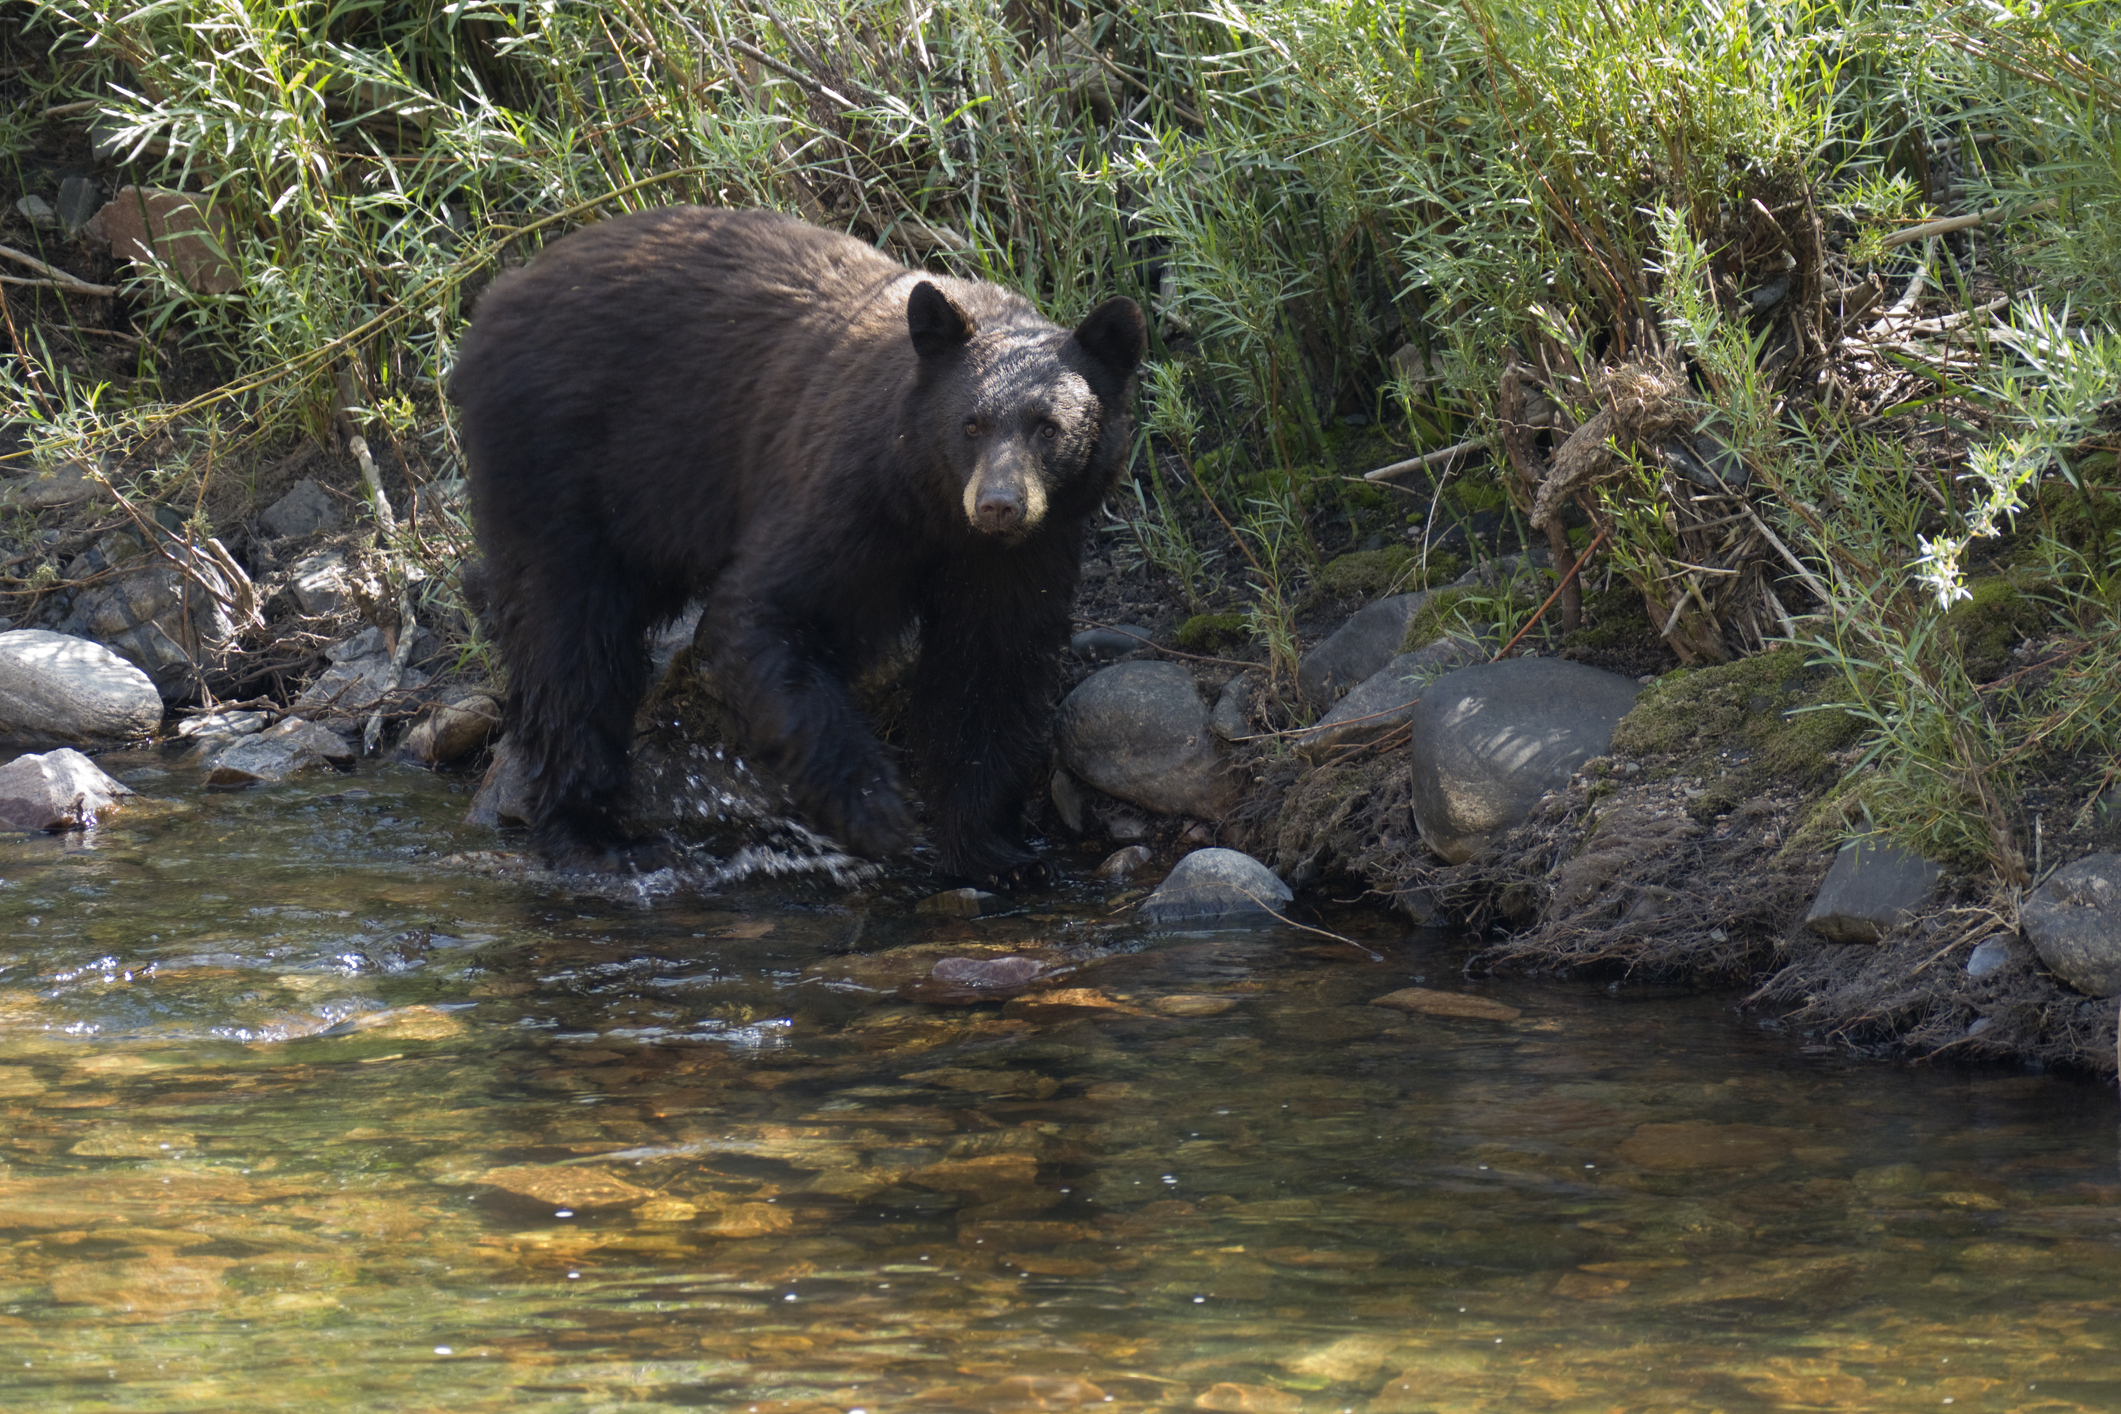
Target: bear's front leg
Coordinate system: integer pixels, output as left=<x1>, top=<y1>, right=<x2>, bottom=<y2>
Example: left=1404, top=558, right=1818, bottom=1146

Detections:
left=712, top=616, right=913, bottom=860
left=910, top=544, right=1075, bottom=888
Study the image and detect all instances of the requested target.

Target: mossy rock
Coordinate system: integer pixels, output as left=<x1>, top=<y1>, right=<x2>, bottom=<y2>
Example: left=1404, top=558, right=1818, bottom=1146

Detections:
left=1609, top=648, right=1858, bottom=790
left=1943, top=574, right=2050, bottom=683
left=1399, top=575, right=1533, bottom=653
left=1175, top=612, right=1249, bottom=653
left=1450, top=476, right=1511, bottom=514
left=1313, top=547, right=1416, bottom=602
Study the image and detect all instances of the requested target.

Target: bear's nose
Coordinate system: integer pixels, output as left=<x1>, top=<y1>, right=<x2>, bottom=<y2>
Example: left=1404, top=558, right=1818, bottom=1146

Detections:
left=975, top=487, right=1023, bottom=533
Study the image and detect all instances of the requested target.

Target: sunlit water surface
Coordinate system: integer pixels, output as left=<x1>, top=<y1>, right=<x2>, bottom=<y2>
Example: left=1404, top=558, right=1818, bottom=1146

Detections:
left=0, top=753, right=2116, bottom=1413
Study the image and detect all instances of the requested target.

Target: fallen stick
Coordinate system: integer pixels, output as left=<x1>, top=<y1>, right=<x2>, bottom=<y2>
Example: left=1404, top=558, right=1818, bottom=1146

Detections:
left=1363, top=438, right=1484, bottom=482
left=0, top=244, right=117, bottom=297
left=1881, top=200, right=2053, bottom=248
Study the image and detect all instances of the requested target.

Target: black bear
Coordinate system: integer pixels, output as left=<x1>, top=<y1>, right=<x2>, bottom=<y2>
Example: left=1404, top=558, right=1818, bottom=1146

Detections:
left=450, top=206, right=1145, bottom=883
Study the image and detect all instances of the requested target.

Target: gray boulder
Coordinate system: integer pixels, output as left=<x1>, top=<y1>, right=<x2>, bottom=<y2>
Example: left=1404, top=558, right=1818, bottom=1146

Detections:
left=0, top=459, right=98, bottom=510
left=1802, top=836, right=1943, bottom=943
left=1054, top=660, right=1230, bottom=820
left=2021, top=854, right=2121, bottom=996
left=0, top=630, right=162, bottom=746
left=1295, top=637, right=1485, bottom=760
left=1210, top=671, right=1255, bottom=743
left=1070, top=624, right=1152, bottom=660
left=1298, top=591, right=1430, bottom=707
left=203, top=717, right=353, bottom=788
left=51, top=531, right=256, bottom=699
left=1408, top=657, right=1642, bottom=863
left=260, top=478, right=340, bottom=539
left=0, top=749, right=133, bottom=830
left=291, top=650, right=430, bottom=723
left=1139, top=847, right=1292, bottom=923
left=289, top=549, right=355, bottom=618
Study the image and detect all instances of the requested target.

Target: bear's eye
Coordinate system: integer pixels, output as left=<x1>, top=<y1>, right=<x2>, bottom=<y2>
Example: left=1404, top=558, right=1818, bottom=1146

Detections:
left=1038, top=421, right=1060, bottom=441
left=963, top=419, right=981, bottom=438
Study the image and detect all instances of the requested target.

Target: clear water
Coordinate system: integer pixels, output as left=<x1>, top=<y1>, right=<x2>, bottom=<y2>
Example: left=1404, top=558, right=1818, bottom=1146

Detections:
left=0, top=753, right=2117, bottom=1412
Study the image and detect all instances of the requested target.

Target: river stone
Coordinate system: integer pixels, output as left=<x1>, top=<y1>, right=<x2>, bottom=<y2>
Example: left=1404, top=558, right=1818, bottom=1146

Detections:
left=1070, top=624, right=1151, bottom=660
left=1407, top=657, right=1643, bottom=863
left=1295, top=637, right=1485, bottom=760
left=1049, top=767, right=1086, bottom=833
left=2021, top=854, right=2121, bottom=996
left=289, top=548, right=354, bottom=617
left=203, top=717, right=353, bottom=788
left=97, top=186, right=240, bottom=293
left=0, top=748, right=134, bottom=830
left=1092, top=844, right=1153, bottom=881
left=916, top=887, right=1005, bottom=918
left=291, top=649, right=430, bottom=723
left=1138, top=847, right=1291, bottom=923
left=0, top=630, right=162, bottom=746
left=1801, top=836, right=1943, bottom=943
left=53, top=534, right=255, bottom=699
left=0, top=459, right=98, bottom=509
left=1211, top=671, right=1255, bottom=743
left=57, top=175, right=101, bottom=235
left=400, top=691, right=500, bottom=765
left=1054, top=660, right=1230, bottom=820
left=260, top=478, right=340, bottom=539
left=1298, top=591, right=1430, bottom=707
left=1965, top=935, right=2013, bottom=979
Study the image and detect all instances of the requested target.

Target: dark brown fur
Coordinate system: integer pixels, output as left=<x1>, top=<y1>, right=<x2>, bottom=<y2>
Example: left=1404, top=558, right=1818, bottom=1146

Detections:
left=449, top=207, right=1144, bottom=881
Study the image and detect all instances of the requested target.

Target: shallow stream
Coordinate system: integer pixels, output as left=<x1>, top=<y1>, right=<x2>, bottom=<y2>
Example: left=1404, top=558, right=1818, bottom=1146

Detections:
left=0, top=755, right=2117, bottom=1412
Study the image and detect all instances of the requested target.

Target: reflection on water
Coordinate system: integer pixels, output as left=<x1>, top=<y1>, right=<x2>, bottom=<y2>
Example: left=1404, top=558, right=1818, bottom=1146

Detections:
left=0, top=754, right=2117, bottom=1412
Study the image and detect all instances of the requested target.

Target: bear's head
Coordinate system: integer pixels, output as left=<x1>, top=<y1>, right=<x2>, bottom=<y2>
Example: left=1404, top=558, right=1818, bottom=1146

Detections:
left=907, top=280, right=1145, bottom=542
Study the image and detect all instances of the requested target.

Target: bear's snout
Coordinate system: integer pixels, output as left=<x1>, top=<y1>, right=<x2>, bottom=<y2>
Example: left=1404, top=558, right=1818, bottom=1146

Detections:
left=963, top=458, right=1047, bottom=538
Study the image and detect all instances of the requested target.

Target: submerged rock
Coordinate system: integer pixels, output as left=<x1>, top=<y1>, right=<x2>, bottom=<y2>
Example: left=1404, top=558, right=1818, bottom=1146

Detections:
left=1138, top=846, right=1291, bottom=923
left=0, top=630, right=162, bottom=746
left=1054, top=660, right=1230, bottom=820
left=916, top=887, right=1005, bottom=918
left=2021, top=853, right=2121, bottom=996
left=0, top=748, right=133, bottom=830
left=1802, top=836, right=1943, bottom=944
left=1092, top=844, right=1153, bottom=881
left=203, top=717, right=353, bottom=788
left=1407, top=657, right=1642, bottom=863
left=464, top=736, right=534, bottom=827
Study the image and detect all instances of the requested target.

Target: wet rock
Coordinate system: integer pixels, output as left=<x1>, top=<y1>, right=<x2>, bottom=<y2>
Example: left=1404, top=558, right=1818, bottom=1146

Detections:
left=465, top=735, right=534, bottom=827
left=2021, top=853, right=2121, bottom=996
left=1368, top=987, right=1520, bottom=1021
left=399, top=690, right=500, bottom=766
left=1151, top=993, right=1237, bottom=1016
left=260, top=477, right=340, bottom=539
left=176, top=709, right=271, bottom=764
left=1966, top=935, right=2013, bottom=979
left=1802, top=836, right=1943, bottom=943
left=916, top=887, right=1005, bottom=918
left=971, top=1375, right=1106, bottom=1410
left=203, top=717, right=353, bottom=787
left=1070, top=623, right=1151, bottom=660
left=0, top=748, right=133, bottom=830
left=1002, top=987, right=1146, bottom=1022
left=15, top=195, right=57, bottom=231
left=1298, top=590, right=1430, bottom=707
left=289, top=548, right=355, bottom=617
left=1196, top=1383, right=1303, bottom=1414
left=1054, top=660, right=1230, bottom=820
left=1210, top=670, right=1256, bottom=743
left=0, top=458, right=98, bottom=509
left=1407, top=657, right=1643, bottom=863
left=57, top=175, right=101, bottom=235
left=0, top=630, right=162, bottom=745
left=1049, top=767, right=1086, bottom=833
left=49, top=1253, right=236, bottom=1314
left=1092, top=844, right=1153, bottom=881
left=474, top=1164, right=654, bottom=1209
left=1294, top=637, right=1485, bottom=760
left=51, top=532, right=256, bottom=699
left=96, top=185, right=240, bottom=294
left=904, top=954, right=1046, bottom=1004
left=1616, top=1121, right=1799, bottom=1171
left=1138, top=846, right=1291, bottom=923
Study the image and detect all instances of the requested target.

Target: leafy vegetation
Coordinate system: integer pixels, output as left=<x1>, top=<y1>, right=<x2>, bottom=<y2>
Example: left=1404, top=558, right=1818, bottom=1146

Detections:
left=3, top=0, right=2120, bottom=880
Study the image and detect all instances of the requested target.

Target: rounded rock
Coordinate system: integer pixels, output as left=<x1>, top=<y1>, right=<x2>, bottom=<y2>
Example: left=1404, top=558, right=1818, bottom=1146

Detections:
left=2021, top=853, right=2121, bottom=997
left=1054, top=660, right=1230, bottom=819
left=0, top=630, right=162, bottom=747
left=1408, top=657, right=1642, bottom=864
left=1138, top=847, right=1291, bottom=923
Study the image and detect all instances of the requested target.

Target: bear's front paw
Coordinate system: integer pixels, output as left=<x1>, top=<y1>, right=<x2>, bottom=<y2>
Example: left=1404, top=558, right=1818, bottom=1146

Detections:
left=942, top=838, right=1047, bottom=891
left=814, top=779, right=913, bottom=861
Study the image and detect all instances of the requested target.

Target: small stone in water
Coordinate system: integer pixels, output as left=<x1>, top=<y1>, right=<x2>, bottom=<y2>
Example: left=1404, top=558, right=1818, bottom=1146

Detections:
left=916, top=887, right=1004, bottom=917
left=1369, top=987, right=1520, bottom=1021
left=1092, top=844, right=1153, bottom=881
left=931, top=955, right=1042, bottom=988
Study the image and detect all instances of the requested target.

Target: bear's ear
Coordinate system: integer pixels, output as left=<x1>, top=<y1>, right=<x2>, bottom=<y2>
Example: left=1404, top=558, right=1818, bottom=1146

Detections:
left=1070, top=297, right=1146, bottom=379
left=908, top=281, right=977, bottom=358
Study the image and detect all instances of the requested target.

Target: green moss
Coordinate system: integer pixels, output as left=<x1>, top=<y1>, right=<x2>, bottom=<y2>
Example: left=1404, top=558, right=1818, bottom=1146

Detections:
left=1313, top=547, right=1416, bottom=601
left=1609, top=648, right=1858, bottom=790
left=1558, top=581, right=1656, bottom=654
left=1451, top=477, right=1511, bottom=514
left=1401, top=587, right=1472, bottom=651
left=1175, top=612, right=1249, bottom=652
left=1942, top=574, right=2050, bottom=683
